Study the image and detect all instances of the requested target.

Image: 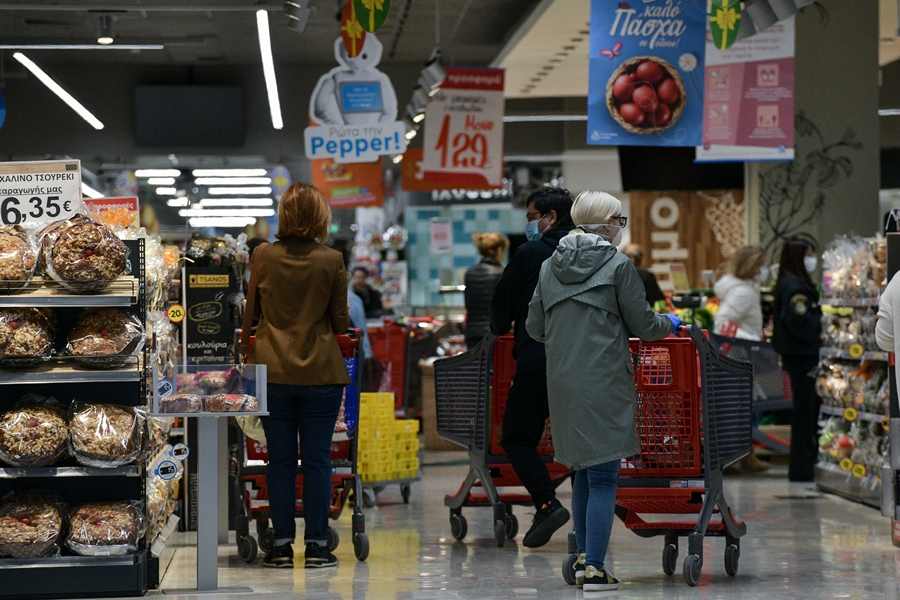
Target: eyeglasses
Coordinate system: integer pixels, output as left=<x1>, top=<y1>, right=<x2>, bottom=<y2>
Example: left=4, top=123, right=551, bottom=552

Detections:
left=610, top=216, right=627, bottom=227
left=526, top=211, right=546, bottom=222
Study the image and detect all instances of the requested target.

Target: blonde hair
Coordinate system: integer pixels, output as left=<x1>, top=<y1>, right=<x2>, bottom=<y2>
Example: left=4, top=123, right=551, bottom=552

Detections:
left=276, top=182, right=331, bottom=241
left=727, top=246, right=767, bottom=280
left=570, top=190, right=622, bottom=230
left=472, top=232, right=509, bottom=260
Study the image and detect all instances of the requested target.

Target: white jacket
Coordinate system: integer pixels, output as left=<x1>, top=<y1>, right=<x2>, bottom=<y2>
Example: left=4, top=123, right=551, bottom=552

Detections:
left=713, top=274, right=763, bottom=341
left=876, top=272, right=900, bottom=399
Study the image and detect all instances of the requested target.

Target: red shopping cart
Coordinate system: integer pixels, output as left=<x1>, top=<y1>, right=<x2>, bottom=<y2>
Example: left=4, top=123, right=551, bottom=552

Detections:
left=232, top=331, right=370, bottom=563
left=369, top=321, right=411, bottom=415
left=433, top=334, right=571, bottom=547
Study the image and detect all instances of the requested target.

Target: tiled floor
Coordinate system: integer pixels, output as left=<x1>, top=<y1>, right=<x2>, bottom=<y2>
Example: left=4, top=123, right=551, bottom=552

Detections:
left=148, top=453, right=898, bottom=600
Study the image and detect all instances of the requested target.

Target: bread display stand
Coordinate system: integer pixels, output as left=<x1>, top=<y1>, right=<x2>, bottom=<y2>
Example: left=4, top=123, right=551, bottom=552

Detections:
left=152, top=362, right=267, bottom=595
left=0, top=239, right=150, bottom=599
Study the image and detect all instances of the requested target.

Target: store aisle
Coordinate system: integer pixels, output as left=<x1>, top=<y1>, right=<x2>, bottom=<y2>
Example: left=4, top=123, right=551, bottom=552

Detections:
left=146, top=453, right=897, bottom=600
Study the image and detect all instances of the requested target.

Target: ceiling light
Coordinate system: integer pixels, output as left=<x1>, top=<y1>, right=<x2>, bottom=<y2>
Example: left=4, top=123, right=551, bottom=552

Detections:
left=167, top=197, right=189, bottom=207
left=194, top=177, right=272, bottom=185
left=879, top=109, right=900, bottom=116
left=199, top=198, right=274, bottom=207
left=97, top=15, right=115, bottom=45
left=405, top=104, right=424, bottom=124
left=285, top=0, right=311, bottom=33
left=0, top=45, right=164, bottom=51
left=411, top=87, right=430, bottom=113
left=392, top=154, right=404, bottom=164
left=13, top=53, right=104, bottom=130
left=82, top=183, right=104, bottom=198
left=419, top=56, right=446, bottom=91
left=156, top=187, right=178, bottom=195
left=191, top=169, right=269, bottom=177
left=207, top=187, right=272, bottom=195
left=179, top=208, right=276, bottom=218
left=405, top=128, right=418, bottom=141
left=135, top=169, right=180, bottom=177
left=256, top=10, right=283, bottom=130
left=189, top=217, right=258, bottom=228
left=147, top=177, right=176, bottom=185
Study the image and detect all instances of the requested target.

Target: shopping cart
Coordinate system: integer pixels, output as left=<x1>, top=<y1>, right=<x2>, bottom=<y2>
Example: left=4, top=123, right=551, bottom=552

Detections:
left=232, top=331, right=370, bottom=563
left=369, top=321, right=411, bottom=415
left=433, top=333, right=571, bottom=547
left=561, top=326, right=752, bottom=587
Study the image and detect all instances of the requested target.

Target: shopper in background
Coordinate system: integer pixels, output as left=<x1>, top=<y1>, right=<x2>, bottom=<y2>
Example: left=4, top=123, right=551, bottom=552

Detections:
left=876, top=269, right=900, bottom=404
left=242, top=182, right=350, bottom=569
left=489, top=186, right=575, bottom=548
left=350, top=266, right=385, bottom=318
left=713, top=245, right=771, bottom=474
left=622, top=243, right=666, bottom=307
left=464, top=232, right=509, bottom=349
left=527, top=190, right=678, bottom=591
left=772, top=236, right=822, bottom=482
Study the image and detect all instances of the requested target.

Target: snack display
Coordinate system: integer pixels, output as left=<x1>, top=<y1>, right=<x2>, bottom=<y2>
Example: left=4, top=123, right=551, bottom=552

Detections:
left=0, top=491, right=63, bottom=558
left=157, top=393, right=202, bottom=414
left=818, top=416, right=888, bottom=478
left=821, top=235, right=886, bottom=299
left=205, top=394, right=259, bottom=413
left=820, top=306, right=879, bottom=351
left=606, top=56, right=686, bottom=134
left=69, top=403, right=145, bottom=467
left=0, top=225, right=38, bottom=292
left=39, top=214, right=129, bottom=293
left=66, top=501, right=144, bottom=555
left=0, top=308, right=53, bottom=363
left=67, top=307, right=144, bottom=368
left=0, top=400, right=68, bottom=467
left=815, top=359, right=888, bottom=415
left=175, top=370, right=231, bottom=395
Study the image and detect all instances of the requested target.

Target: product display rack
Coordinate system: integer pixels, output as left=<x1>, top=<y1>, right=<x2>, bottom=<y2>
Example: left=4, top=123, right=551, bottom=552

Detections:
left=0, top=239, right=151, bottom=599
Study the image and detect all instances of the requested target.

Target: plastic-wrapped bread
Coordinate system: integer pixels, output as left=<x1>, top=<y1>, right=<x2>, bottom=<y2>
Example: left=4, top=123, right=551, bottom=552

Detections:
left=157, top=393, right=202, bottom=414
left=66, top=501, right=144, bottom=556
left=69, top=403, right=145, bottom=467
left=39, top=214, right=129, bottom=292
left=67, top=307, right=144, bottom=368
left=0, top=225, right=38, bottom=292
left=0, top=308, right=53, bottom=364
left=205, top=394, right=259, bottom=413
left=0, top=400, right=68, bottom=467
left=0, top=491, right=63, bottom=558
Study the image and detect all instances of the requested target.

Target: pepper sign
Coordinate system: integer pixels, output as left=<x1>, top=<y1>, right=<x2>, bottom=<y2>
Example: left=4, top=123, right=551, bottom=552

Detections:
left=710, top=0, right=741, bottom=51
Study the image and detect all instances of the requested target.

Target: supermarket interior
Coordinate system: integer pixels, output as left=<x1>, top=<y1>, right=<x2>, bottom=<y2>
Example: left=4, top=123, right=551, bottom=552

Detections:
left=3, top=0, right=900, bottom=598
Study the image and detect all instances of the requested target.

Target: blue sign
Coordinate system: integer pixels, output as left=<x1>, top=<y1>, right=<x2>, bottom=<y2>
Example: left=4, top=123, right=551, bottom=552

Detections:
left=171, top=443, right=190, bottom=461
left=340, top=82, right=383, bottom=112
left=157, top=460, right=178, bottom=481
left=157, top=379, right=173, bottom=398
left=587, top=0, right=706, bottom=147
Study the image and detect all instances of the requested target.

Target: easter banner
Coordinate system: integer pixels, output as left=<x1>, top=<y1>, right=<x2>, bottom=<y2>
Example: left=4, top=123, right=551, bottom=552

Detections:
left=587, top=0, right=707, bottom=147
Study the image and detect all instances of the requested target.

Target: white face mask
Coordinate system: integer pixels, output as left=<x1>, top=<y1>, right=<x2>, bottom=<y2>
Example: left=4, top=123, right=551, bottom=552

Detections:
left=580, top=223, right=623, bottom=247
left=753, top=264, right=769, bottom=284
left=804, top=255, right=817, bottom=274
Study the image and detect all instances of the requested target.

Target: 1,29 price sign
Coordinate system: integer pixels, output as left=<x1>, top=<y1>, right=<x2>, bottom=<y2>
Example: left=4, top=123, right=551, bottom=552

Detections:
left=0, top=160, right=83, bottom=226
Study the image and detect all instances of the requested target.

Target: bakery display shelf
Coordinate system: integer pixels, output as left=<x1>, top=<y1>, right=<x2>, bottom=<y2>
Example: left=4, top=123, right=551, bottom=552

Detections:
left=815, top=462, right=881, bottom=508
left=0, top=465, right=140, bottom=478
left=819, top=347, right=889, bottom=362
left=0, top=275, right=140, bottom=307
left=0, top=550, right=148, bottom=599
left=820, top=404, right=888, bottom=422
left=821, top=297, right=881, bottom=307
left=0, top=362, right=141, bottom=384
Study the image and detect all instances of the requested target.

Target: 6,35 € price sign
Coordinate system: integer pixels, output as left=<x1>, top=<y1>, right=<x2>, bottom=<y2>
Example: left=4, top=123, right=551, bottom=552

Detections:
left=0, top=160, right=84, bottom=226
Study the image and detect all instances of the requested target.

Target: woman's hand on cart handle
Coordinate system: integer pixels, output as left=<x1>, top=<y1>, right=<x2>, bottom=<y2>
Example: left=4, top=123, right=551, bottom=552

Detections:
left=664, top=313, right=682, bottom=333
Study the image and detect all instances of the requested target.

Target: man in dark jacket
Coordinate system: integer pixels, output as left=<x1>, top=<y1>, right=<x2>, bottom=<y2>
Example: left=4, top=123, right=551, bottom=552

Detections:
left=623, top=243, right=666, bottom=307
left=490, top=186, right=574, bottom=547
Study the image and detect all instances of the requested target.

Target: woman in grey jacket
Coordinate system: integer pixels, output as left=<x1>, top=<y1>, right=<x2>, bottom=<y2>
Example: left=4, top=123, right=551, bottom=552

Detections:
left=526, top=190, right=678, bottom=592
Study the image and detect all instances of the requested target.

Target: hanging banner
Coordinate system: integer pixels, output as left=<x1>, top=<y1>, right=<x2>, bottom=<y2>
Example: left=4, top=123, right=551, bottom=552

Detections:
left=710, top=0, right=741, bottom=51
left=696, top=16, right=795, bottom=162
left=421, top=67, right=505, bottom=187
left=353, top=0, right=390, bottom=33
left=311, top=158, right=383, bottom=208
left=587, top=0, right=707, bottom=147
left=83, top=196, right=140, bottom=229
left=400, top=148, right=504, bottom=192
left=0, top=159, right=83, bottom=226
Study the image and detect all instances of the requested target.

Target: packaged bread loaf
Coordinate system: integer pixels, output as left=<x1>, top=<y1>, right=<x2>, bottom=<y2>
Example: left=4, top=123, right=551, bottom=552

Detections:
left=69, top=403, right=145, bottom=467
left=67, top=307, right=144, bottom=368
left=66, top=500, right=144, bottom=556
left=0, top=308, right=53, bottom=364
left=0, top=490, right=63, bottom=558
left=39, top=214, right=129, bottom=292
left=0, top=396, right=68, bottom=467
left=205, top=394, right=259, bottom=413
left=157, top=393, right=202, bottom=414
left=0, top=225, right=38, bottom=292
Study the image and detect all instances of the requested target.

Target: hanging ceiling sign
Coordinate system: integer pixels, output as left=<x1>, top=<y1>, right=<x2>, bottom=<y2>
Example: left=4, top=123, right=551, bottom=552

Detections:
left=353, top=0, right=390, bottom=33
left=710, top=0, right=741, bottom=51
left=0, top=159, right=83, bottom=226
left=269, top=165, right=292, bottom=196
left=341, top=1, right=366, bottom=57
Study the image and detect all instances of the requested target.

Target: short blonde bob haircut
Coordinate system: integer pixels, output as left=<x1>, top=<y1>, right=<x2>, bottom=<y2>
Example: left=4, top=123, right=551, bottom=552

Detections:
left=472, top=232, right=509, bottom=259
left=727, top=246, right=767, bottom=281
left=276, top=182, right=331, bottom=241
left=571, top=190, right=622, bottom=230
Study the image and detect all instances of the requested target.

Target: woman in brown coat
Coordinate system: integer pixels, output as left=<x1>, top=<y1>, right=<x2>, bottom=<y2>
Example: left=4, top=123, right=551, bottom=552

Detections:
left=244, top=182, right=350, bottom=569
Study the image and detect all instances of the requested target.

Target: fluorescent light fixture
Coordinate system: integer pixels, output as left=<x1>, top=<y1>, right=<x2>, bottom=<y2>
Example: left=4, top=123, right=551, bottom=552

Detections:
left=199, top=198, right=274, bottom=207
left=392, top=154, right=404, bottom=164
left=147, top=177, right=176, bottom=185
left=191, top=169, right=268, bottom=177
left=879, top=109, right=900, bottom=116
left=194, top=177, right=272, bottom=185
left=189, top=217, right=258, bottom=228
left=179, top=208, right=276, bottom=217
left=256, top=10, right=283, bottom=130
left=135, top=169, right=180, bottom=177
left=167, top=197, right=189, bottom=207
left=207, top=186, right=272, bottom=195
left=97, top=15, right=115, bottom=45
left=156, top=187, right=178, bottom=195
left=82, top=183, right=104, bottom=198
left=13, top=53, right=104, bottom=130
left=503, top=114, right=588, bottom=122
left=0, top=45, right=164, bottom=50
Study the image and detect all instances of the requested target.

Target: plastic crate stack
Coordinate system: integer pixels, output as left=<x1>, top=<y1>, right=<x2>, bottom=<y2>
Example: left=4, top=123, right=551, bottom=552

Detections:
left=358, top=392, right=420, bottom=481
left=393, top=419, right=420, bottom=479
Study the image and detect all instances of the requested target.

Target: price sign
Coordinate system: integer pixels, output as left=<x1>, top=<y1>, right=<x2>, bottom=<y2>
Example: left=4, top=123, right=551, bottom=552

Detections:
left=839, top=458, right=853, bottom=471
left=848, top=343, right=864, bottom=359
left=0, top=160, right=84, bottom=225
left=170, top=443, right=190, bottom=461
left=156, top=460, right=178, bottom=481
left=843, top=407, right=858, bottom=422
left=421, top=67, right=505, bottom=187
left=851, top=463, right=867, bottom=478
left=168, top=304, right=185, bottom=324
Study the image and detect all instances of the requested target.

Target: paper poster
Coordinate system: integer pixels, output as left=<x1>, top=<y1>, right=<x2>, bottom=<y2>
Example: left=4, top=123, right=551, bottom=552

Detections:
left=310, top=158, right=383, bottom=208
left=697, top=17, right=795, bottom=161
left=380, top=261, right=408, bottom=307
left=430, top=218, right=452, bottom=253
left=587, top=0, right=707, bottom=147
left=400, top=148, right=504, bottom=192
left=421, top=67, right=505, bottom=187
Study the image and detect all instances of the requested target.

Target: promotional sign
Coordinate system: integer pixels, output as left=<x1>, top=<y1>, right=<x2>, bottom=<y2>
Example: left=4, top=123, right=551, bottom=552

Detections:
left=429, top=218, right=452, bottom=253
left=311, top=158, right=383, bottom=208
left=183, top=267, right=236, bottom=364
left=401, top=148, right=505, bottom=192
left=380, top=261, right=408, bottom=307
left=710, top=0, right=741, bottom=51
left=82, top=196, right=139, bottom=229
left=587, top=0, right=707, bottom=147
left=697, top=17, right=795, bottom=162
left=353, top=0, right=390, bottom=32
left=421, top=67, right=505, bottom=187
left=269, top=165, right=292, bottom=196
left=0, top=159, right=83, bottom=225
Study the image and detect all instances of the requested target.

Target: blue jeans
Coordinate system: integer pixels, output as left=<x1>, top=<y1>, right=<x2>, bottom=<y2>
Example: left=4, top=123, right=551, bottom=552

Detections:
left=260, top=383, right=343, bottom=547
left=572, top=460, right=620, bottom=570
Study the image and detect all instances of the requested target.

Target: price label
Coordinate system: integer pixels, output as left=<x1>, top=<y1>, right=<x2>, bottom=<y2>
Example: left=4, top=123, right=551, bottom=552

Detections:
left=884, top=416, right=891, bottom=431
left=157, top=379, right=173, bottom=398
left=851, top=463, right=867, bottom=478
left=156, top=460, right=178, bottom=481
left=170, top=443, right=189, bottom=461
left=839, top=458, right=853, bottom=471
left=848, top=343, right=864, bottom=359
left=843, top=407, right=858, bottom=422
left=167, top=304, right=185, bottom=323
left=0, top=160, right=83, bottom=225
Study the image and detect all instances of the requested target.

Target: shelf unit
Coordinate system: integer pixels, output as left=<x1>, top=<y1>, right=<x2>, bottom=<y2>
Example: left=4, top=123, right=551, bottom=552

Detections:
left=819, top=347, right=890, bottom=362
left=0, top=239, right=151, bottom=599
left=820, top=297, right=880, bottom=307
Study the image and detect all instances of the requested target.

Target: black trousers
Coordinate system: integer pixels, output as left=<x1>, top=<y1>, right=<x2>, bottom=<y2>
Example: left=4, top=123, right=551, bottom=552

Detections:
left=500, top=358, right=556, bottom=508
left=786, top=367, right=821, bottom=482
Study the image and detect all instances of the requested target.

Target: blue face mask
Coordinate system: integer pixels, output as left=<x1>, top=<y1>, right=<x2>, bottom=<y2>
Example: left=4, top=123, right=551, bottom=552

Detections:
left=525, top=218, right=544, bottom=241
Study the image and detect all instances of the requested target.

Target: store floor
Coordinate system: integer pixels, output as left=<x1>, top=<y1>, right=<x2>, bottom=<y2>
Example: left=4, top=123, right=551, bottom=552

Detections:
left=145, top=452, right=896, bottom=600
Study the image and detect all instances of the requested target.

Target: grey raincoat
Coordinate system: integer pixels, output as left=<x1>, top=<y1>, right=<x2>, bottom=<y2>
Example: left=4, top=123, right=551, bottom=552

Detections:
left=525, top=233, right=674, bottom=471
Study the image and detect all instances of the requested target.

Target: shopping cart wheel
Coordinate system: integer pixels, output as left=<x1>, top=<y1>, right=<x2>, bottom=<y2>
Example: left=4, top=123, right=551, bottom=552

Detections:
left=662, top=544, right=678, bottom=576
left=562, top=553, right=578, bottom=585
left=505, top=513, right=518, bottom=540
left=237, top=535, right=258, bottom=563
left=326, top=525, right=340, bottom=551
left=401, top=484, right=411, bottom=504
left=494, top=520, right=506, bottom=547
left=450, top=513, right=467, bottom=540
left=354, top=532, right=370, bottom=561
left=258, top=527, right=274, bottom=553
left=724, top=544, right=739, bottom=576
left=683, top=554, right=702, bottom=587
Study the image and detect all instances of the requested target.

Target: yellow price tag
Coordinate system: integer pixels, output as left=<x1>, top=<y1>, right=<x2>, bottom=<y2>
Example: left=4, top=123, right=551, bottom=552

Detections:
left=848, top=343, right=864, bottom=359
left=167, top=304, right=185, bottom=324
left=840, top=458, right=853, bottom=471
left=884, top=416, right=891, bottom=431
left=843, top=407, right=858, bottom=422
left=851, top=464, right=867, bottom=478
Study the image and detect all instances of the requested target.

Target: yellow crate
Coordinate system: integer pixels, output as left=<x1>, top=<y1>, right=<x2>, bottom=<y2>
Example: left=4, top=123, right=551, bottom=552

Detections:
left=394, top=419, right=420, bottom=434
left=377, top=437, right=393, bottom=452
left=358, top=460, right=374, bottom=474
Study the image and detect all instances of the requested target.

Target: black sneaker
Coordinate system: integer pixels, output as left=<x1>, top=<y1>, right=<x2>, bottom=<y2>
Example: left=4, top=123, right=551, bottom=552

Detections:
left=522, top=500, right=570, bottom=548
left=582, top=565, right=620, bottom=592
left=262, top=543, right=293, bottom=568
left=304, top=542, right=338, bottom=568
left=575, top=553, right=586, bottom=587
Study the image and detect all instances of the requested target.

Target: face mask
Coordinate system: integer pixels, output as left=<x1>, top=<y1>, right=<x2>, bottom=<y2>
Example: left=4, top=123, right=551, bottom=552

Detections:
left=804, top=255, right=817, bottom=274
left=753, top=265, right=769, bottom=284
left=580, top=223, right=624, bottom=247
left=525, top=217, right=546, bottom=241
